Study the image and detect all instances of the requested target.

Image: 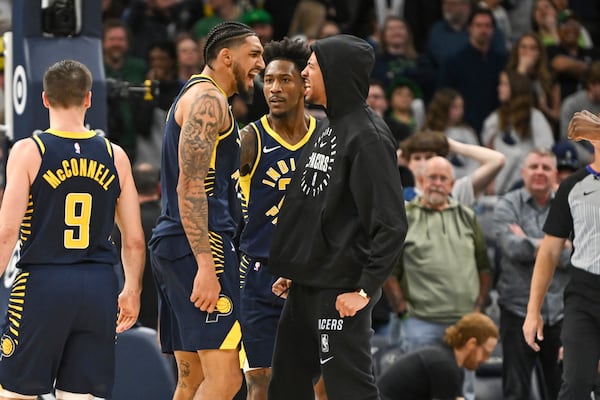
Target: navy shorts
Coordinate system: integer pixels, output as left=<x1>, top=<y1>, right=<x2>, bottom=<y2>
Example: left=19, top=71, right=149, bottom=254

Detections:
left=150, top=231, right=241, bottom=352
left=0, top=264, right=118, bottom=397
left=239, top=254, right=284, bottom=368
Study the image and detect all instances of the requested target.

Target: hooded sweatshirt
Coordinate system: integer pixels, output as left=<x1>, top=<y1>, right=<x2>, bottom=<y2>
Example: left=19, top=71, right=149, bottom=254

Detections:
left=268, top=35, right=408, bottom=296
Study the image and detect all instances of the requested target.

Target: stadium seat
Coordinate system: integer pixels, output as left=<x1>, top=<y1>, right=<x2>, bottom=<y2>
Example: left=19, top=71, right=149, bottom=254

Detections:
left=111, top=326, right=176, bottom=400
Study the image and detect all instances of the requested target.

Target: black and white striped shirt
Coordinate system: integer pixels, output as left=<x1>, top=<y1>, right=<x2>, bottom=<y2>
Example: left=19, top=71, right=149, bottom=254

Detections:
left=544, top=165, right=600, bottom=275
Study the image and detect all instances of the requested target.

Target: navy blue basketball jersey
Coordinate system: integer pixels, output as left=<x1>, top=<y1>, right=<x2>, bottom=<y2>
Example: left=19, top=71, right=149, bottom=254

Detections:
left=17, top=130, right=121, bottom=268
left=154, top=75, right=240, bottom=240
left=239, top=115, right=316, bottom=259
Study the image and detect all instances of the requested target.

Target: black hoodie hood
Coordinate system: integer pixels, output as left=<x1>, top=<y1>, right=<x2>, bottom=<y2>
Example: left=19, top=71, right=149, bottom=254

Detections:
left=311, top=34, right=374, bottom=118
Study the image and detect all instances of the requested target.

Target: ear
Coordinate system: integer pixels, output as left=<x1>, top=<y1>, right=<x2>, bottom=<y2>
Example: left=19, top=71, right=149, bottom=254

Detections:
left=220, top=48, right=233, bottom=67
left=84, top=91, right=92, bottom=109
left=41, top=91, right=50, bottom=109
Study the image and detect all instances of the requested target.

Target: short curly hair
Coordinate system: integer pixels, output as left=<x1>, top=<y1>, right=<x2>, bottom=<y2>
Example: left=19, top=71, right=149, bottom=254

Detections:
left=263, top=37, right=310, bottom=74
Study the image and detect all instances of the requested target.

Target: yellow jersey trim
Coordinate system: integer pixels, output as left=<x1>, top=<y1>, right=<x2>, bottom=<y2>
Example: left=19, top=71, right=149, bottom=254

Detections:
left=32, top=134, right=45, bottom=155
left=45, top=129, right=96, bottom=139
left=261, top=114, right=316, bottom=151
left=220, top=320, right=242, bottom=350
left=103, top=138, right=113, bottom=158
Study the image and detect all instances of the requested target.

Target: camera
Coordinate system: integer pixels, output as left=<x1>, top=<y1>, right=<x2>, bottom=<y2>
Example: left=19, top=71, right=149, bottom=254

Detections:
left=106, top=78, right=160, bottom=101
left=42, top=0, right=79, bottom=37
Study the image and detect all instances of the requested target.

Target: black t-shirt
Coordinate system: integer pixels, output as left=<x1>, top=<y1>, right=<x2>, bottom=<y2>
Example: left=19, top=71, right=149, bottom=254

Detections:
left=377, top=344, right=464, bottom=400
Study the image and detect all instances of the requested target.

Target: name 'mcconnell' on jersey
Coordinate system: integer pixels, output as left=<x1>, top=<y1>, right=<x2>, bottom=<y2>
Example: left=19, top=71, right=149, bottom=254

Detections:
left=153, top=74, right=241, bottom=240
left=17, top=130, right=121, bottom=268
left=238, top=115, right=316, bottom=260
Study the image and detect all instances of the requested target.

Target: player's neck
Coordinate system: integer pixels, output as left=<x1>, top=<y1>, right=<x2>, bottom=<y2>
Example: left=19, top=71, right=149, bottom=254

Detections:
left=200, top=65, right=233, bottom=97
left=48, top=109, right=87, bottom=132
left=267, top=109, right=309, bottom=145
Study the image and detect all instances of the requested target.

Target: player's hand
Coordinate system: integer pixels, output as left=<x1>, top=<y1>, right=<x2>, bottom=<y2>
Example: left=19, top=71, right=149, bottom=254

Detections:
left=336, top=291, right=369, bottom=318
left=190, top=254, right=221, bottom=313
left=522, top=312, right=544, bottom=352
left=272, top=277, right=292, bottom=299
left=116, top=288, right=141, bottom=333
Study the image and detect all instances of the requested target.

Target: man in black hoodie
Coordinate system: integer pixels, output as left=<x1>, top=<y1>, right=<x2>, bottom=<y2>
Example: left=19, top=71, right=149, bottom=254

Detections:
left=267, top=34, right=408, bottom=400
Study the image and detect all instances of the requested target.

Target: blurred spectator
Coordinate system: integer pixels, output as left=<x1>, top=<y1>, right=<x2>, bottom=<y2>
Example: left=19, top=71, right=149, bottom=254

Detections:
left=373, top=0, right=403, bottom=29
left=237, top=8, right=274, bottom=125
left=560, top=62, right=600, bottom=141
left=133, top=162, right=161, bottom=329
left=557, top=62, right=600, bottom=164
left=316, top=18, right=341, bottom=39
left=288, top=0, right=327, bottom=40
left=367, top=79, right=389, bottom=118
left=368, top=79, right=411, bottom=143
left=552, top=140, right=581, bottom=185
left=386, top=78, right=425, bottom=135
left=504, top=0, right=535, bottom=43
left=506, top=32, right=561, bottom=137
left=103, top=18, right=149, bottom=162
left=427, top=0, right=506, bottom=68
left=371, top=16, right=436, bottom=102
left=192, top=0, right=242, bottom=42
left=175, top=32, right=201, bottom=84
left=493, top=148, right=569, bottom=400
left=112, top=161, right=161, bottom=329
left=567, top=0, right=600, bottom=46
left=390, top=156, right=491, bottom=353
left=377, top=313, right=499, bottom=400
left=531, top=0, right=560, bottom=46
left=124, top=0, right=179, bottom=59
left=423, top=88, right=480, bottom=179
left=551, top=1, right=594, bottom=48
left=482, top=70, right=554, bottom=194
left=479, top=0, right=512, bottom=50
left=546, top=9, right=600, bottom=101
left=438, top=7, right=508, bottom=136
left=240, top=8, right=274, bottom=45
left=137, top=40, right=183, bottom=167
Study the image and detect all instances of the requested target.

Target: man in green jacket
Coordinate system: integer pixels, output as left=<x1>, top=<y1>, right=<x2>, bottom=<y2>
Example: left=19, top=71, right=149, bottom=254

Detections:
left=393, top=156, right=491, bottom=352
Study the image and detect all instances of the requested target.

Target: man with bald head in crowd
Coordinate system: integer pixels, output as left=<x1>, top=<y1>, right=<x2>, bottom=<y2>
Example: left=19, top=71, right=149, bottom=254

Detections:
left=391, top=156, right=491, bottom=352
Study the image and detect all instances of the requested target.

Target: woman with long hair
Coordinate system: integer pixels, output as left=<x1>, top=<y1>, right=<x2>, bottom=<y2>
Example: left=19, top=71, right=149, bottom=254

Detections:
left=506, top=32, right=560, bottom=137
left=371, top=16, right=435, bottom=102
left=423, top=88, right=480, bottom=179
left=481, top=70, right=554, bottom=194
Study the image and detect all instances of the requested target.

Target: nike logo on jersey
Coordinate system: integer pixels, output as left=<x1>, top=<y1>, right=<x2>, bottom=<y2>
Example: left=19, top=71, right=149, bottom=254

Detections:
left=319, top=356, right=334, bottom=365
left=263, top=145, right=281, bottom=153
left=584, top=190, right=597, bottom=196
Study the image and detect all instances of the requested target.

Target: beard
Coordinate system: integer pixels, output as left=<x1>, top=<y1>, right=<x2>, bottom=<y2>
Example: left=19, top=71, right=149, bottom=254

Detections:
left=233, top=62, right=254, bottom=103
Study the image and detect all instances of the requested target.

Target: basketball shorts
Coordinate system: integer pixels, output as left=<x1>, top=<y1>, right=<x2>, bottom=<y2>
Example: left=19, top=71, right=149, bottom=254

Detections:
left=239, top=254, right=284, bottom=368
left=0, top=264, right=118, bottom=397
left=149, top=231, right=241, bottom=352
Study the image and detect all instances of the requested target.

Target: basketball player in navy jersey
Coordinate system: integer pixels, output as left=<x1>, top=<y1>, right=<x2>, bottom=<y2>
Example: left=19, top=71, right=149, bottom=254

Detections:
left=0, top=60, right=145, bottom=399
left=148, top=21, right=264, bottom=400
left=238, top=38, right=327, bottom=400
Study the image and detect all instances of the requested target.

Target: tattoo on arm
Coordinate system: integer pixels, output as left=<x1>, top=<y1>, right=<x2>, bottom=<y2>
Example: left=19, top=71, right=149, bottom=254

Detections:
left=240, top=124, right=258, bottom=176
left=178, top=89, right=226, bottom=255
